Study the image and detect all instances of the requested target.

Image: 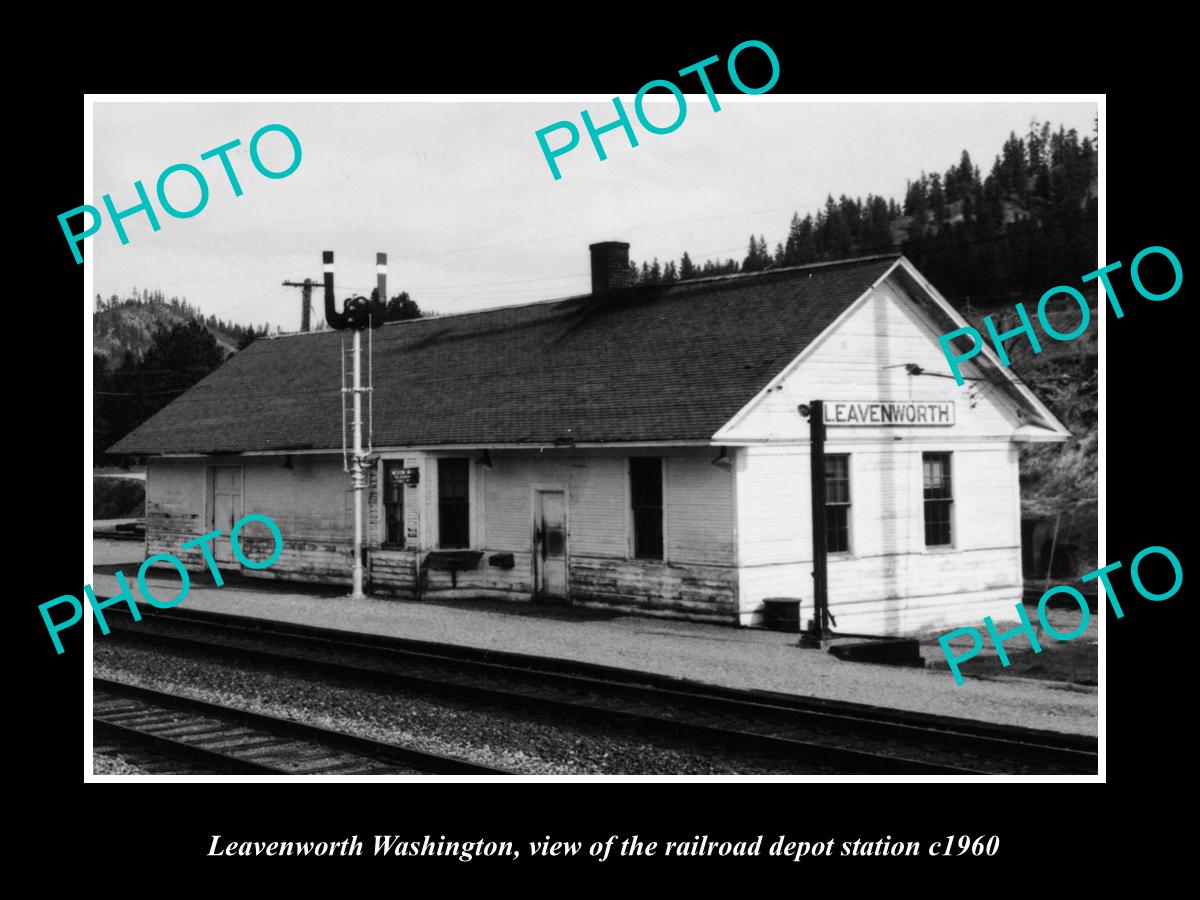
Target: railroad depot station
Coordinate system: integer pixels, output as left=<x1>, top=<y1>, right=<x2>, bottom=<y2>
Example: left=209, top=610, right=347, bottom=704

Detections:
left=110, top=243, right=1070, bottom=637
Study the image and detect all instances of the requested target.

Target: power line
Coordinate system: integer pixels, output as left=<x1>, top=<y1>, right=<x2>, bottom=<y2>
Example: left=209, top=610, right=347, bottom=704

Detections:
left=382, top=200, right=837, bottom=264
left=403, top=272, right=586, bottom=290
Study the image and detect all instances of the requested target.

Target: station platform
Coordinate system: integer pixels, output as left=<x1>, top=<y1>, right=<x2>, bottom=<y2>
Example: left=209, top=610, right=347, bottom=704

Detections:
left=90, top=540, right=1097, bottom=737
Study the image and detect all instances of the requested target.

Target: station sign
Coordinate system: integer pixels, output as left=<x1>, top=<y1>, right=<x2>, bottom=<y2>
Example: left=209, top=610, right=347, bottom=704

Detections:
left=390, top=467, right=420, bottom=485
left=826, top=400, right=954, bottom=426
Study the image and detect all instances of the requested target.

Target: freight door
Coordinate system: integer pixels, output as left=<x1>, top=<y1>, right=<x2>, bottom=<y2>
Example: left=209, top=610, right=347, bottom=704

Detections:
left=209, top=467, right=243, bottom=563
left=534, top=491, right=567, bottom=602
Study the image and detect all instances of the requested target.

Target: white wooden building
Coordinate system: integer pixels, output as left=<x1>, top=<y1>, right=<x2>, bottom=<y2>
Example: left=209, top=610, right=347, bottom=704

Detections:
left=111, top=244, right=1069, bottom=634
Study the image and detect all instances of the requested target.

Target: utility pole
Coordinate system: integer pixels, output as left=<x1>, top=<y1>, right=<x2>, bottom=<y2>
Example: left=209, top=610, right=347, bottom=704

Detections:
left=806, top=400, right=832, bottom=643
left=282, top=278, right=320, bottom=332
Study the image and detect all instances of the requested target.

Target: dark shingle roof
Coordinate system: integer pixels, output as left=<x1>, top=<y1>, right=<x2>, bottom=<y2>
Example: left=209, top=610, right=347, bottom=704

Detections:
left=108, top=255, right=900, bottom=454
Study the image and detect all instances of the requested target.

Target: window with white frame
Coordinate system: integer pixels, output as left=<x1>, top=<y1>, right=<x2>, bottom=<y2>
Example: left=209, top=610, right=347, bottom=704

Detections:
left=382, top=459, right=405, bottom=547
left=825, top=454, right=851, bottom=554
left=923, top=452, right=953, bottom=546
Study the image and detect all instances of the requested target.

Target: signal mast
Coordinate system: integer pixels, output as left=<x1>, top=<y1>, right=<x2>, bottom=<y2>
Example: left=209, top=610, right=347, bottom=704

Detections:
left=322, top=251, right=388, bottom=598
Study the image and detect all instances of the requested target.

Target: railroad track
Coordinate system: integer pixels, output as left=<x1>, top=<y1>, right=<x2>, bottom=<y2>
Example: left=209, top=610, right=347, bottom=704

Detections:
left=95, top=730, right=233, bottom=775
left=100, top=605, right=1098, bottom=775
left=93, top=676, right=513, bottom=776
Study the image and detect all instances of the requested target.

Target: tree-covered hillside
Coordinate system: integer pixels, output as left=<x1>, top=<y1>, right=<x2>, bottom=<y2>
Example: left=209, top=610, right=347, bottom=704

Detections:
left=630, top=120, right=1098, bottom=309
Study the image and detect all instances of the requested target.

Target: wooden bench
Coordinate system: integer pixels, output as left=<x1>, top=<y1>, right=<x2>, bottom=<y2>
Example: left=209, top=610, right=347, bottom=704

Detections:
left=420, top=550, right=484, bottom=591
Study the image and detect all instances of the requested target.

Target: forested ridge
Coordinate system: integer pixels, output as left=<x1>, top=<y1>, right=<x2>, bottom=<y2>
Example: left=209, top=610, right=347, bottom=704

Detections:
left=629, top=120, right=1097, bottom=312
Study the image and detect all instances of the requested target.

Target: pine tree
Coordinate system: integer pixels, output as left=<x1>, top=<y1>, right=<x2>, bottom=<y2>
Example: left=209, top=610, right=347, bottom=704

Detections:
left=742, top=235, right=762, bottom=271
left=802, top=214, right=819, bottom=263
left=904, top=175, right=928, bottom=218
left=679, top=252, right=696, bottom=280
left=823, top=195, right=853, bottom=258
left=662, top=260, right=678, bottom=284
left=928, top=173, right=946, bottom=222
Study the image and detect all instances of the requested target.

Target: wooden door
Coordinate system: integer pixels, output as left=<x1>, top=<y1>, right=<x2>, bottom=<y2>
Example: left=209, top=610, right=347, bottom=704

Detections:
left=534, top=491, right=567, bottom=602
left=209, top=467, right=243, bottom=562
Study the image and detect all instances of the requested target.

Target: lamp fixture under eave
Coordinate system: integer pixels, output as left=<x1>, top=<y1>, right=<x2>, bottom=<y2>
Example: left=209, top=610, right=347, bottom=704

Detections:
left=711, top=447, right=732, bottom=468
left=480, top=450, right=493, bottom=469
left=281, top=454, right=294, bottom=470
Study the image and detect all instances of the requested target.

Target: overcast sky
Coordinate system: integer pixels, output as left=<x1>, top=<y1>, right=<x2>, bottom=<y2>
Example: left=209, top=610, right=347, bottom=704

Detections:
left=92, top=99, right=1096, bottom=330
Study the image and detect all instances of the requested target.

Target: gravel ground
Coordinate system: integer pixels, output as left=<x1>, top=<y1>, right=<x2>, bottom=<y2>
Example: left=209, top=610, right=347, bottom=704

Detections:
left=94, top=641, right=836, bottom=775
left=917, top=601, right=1099, bottom=685
left=92, top=569, right=1097, bottom=737
left=93, top=537, right=144, bottom=566
left=90, top=551, right=1098, bottom=737
left=93, top=752, right=153, bottom=775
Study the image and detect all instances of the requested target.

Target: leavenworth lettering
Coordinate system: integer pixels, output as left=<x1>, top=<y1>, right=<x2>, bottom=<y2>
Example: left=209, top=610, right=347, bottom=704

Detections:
left=208, top=835, right=363, bottom=856
left=826, top=401, right=954, bottom=426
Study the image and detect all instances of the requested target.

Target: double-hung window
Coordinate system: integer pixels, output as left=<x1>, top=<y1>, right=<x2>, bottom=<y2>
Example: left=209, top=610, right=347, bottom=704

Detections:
left=923, top=452, right=953, bottom=546
left=438, top=458, right=470, bottom=548
left=825, top=454, right=851, bottom=553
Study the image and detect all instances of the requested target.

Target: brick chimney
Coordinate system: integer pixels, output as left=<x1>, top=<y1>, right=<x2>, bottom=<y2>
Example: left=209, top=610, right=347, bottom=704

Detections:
left=589, top=241, right=630, bottom=294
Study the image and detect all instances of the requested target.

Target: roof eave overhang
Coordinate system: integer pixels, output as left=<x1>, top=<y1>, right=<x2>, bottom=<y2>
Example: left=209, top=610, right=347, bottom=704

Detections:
left=890, top=257, right=1072, bottom=438
left=145, top=439, right=723, bottom=458
left=711, top=263, right=899, bottom=442
left=712, top=257, right=1073, bottom=442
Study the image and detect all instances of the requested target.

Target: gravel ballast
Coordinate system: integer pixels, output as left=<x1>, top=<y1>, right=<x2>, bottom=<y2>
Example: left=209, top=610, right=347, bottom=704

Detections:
left=93, top=752, right=153, bottom=775
left=89, top=565, right=1097, bottom=737
left=94, top=641, right=836, bottom=775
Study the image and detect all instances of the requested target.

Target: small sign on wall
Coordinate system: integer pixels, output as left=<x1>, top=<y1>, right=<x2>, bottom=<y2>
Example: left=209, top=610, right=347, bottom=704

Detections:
left=390, top=467, right=420, bottom=485
left=826, top=400, right=954, bottom=426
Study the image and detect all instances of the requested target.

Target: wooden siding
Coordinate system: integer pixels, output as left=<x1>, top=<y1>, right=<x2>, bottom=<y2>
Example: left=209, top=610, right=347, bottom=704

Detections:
left=146, top=449, right=738, bottom=621
left=723, top=276, right=1030, bottom=634
left=470, top=449, right=734, bottom=564
left=145, top=459, right=205, bottom=539
left=664, top=456, right=735, bottom=565
left=570, top=557, right=737, bottom=622
left=146, top=455, right=356, bottom=585
left=241, top=455, right=353, bottom=542
left=369, top=548, right=419, bottom=598
left=734, top=443, right=1024, bottom=633
left=428, top=449, right=736, bottom=614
